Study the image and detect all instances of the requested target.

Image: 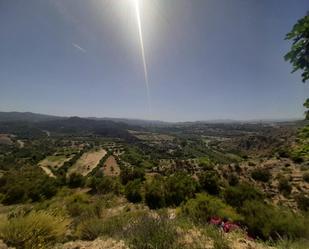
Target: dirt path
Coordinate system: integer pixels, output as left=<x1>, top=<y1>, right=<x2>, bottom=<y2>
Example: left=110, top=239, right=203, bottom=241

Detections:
left=40, top=165, right=56, bottom=178
left=68, top=148, right=107, bottom=176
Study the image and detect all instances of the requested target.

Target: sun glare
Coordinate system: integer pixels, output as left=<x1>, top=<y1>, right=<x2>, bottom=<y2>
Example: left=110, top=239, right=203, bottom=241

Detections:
left=131, top=0, right=152, bottom=119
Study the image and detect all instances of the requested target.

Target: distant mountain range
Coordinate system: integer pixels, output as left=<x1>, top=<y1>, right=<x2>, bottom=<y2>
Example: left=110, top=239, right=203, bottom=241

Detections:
left=0, top=111, right=304, bottom=126
left=0, top=111, right=64, bottom=122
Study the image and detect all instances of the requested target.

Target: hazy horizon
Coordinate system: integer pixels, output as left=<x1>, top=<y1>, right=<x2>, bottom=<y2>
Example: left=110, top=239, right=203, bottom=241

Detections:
left=1, top=0, right=309, bottom=122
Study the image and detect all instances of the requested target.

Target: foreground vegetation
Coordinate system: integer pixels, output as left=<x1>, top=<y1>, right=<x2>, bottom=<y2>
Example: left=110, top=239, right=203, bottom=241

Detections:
left=0, top=115, right=308, bottom=248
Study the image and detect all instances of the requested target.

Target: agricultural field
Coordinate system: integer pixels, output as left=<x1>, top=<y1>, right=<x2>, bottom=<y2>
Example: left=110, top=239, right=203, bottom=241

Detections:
left=67, top=148, right=107, bottom=176
left=0, top=134, right=13, bottom=146
left=38, top=154, right=73, bottom=170
left=103, top=155, right=121, bottom=177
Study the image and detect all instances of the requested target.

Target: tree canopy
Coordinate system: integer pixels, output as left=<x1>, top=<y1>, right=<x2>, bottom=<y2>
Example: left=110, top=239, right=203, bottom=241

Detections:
left=285, top=13, right=309, bottom=119
left=285, top=13, right=309, bottom=83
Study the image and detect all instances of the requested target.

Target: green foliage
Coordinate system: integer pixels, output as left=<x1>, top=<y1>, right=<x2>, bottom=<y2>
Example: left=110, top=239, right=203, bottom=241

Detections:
left=275, top=238, right=309, bottom=249
left=77, top=214, right=134, bottom=240
left=0, top=167, right=58, bottom=204
left=278, top=178, right=292, bottom=196
left=289, top=125, right=309, bottom=162
left=240, top=200, right=309, bottom=240
left=285, top=13, right=309, bottom=83
left=125, top=179, right=143, bottom=203
left=145, top=177, right=166, bottom=209
left=0, top=211, right=68, bottom=249
left=207, top=227, right=231, bottom=249
left=67, top=173, right=85, bottom=188
left=251, top=168, right=271, bottom=182
left=120, top=167, right=145, bottom=185
left=89, top=176, right=122, bottom=195
left=198, top=171, right=220, bottom=195
left=144, top=174, right=198, bottom=209
left=296, top=193, right=309, bottom=212
left=164, top=173, right=198, bottom=206
left=125, top=214, right=178, bottom=249
left=224, top=183, right=263, bottom=209
left=181, top=193, right=242, bottom=224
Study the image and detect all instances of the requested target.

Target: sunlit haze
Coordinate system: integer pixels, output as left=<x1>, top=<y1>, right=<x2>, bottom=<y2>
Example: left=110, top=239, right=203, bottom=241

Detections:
left=0, top=0, right=308, bottom=121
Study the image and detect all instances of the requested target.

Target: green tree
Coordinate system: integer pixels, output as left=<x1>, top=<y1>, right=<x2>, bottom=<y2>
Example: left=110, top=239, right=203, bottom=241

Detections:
left=145, top=177, right=166, bottom=209
left=125, top=179, right=143, bottom=203
left=285, top=13, right=309, bottom=119
left=198, top=171, right=220, bottom=195
left=285, top=13, right=309, bottom=82
left=165, top=173, right=198, bottom=206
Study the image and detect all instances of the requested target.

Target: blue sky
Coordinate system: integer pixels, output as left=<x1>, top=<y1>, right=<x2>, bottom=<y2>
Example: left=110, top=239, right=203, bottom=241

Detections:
left=0, top=0, right=308, bottom=121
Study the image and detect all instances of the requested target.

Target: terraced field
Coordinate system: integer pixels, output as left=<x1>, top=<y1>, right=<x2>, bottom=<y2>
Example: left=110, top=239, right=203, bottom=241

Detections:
left=68, top=148, right=107, bottom=176
left=103, top=155, right=120, bottom=177
left=38, top=155, right=73, bottom=170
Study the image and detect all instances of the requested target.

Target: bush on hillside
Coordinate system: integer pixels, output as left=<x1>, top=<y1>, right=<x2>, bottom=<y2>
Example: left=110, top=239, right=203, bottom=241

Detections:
left=125, top=214, right=178, bottom=249
left=67, top=173, right=85, bottom=188
left=125, top=179, right=143, bottom=203
left=240, top=200, right=308, bottom=240
left=181, top=193, right=242, bottom=224
left=120, top=167, right=145, bottom=185
left=145, top=177, right=166, bottom=209
left=224, top=183, right=263, bottom=209
left=251, top=168, right=271, bottom=182
left=77, top=214, right=134, bottom=240
left=278, top=177, right=292, bottom=196
left=227, top=173, right=239, bottom=186
left=198, top=171, right=220, bottom=195
left=0, top=211, right=68, bottom=249
left=0, top=168, right=58, bottom=205
left=296, top=193, right=309, bottom=212
left=164, top=173, right=198, bottom=206
left=89, top=176, right=122, bottom=195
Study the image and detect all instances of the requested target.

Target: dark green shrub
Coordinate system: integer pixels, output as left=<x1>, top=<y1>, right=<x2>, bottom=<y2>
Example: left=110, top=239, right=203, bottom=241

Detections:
left=120, top=167, right=145, bottom=185
left=198, top=171, right=220, bottom=195
left=228, top=173, right=239, bottom=186
left=224, top=184, right=263, bottom=209
left=0, top=168, right=58, bottom=205
left=278, top=178, right=292, bottom=196
left=125, top=180, right=143, bottom=203
left=145, top=177, right=166, bottom=209
left=296, top=194, right=309, bottom=212
left=165, top=173, right=198, bottom=206
left=67, top=173, right=85, bottom=188
left=251, top=168, right=271, bottom=182
left=2, top=186, right=25, bottom=205
left=90, top=176, right=122, bottom=195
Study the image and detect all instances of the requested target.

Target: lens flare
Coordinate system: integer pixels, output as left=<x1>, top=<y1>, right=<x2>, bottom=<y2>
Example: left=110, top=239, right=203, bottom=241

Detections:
left=132, top=0, right=152, bottom=119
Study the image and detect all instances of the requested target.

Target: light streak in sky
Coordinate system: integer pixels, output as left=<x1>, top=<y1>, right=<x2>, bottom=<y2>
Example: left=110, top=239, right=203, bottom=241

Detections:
left=132, top=0, right=152, bottom=119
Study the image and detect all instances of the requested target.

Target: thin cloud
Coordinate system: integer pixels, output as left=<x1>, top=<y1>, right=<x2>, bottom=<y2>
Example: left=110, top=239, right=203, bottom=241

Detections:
left=72, top=43, right=86, bottom=53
